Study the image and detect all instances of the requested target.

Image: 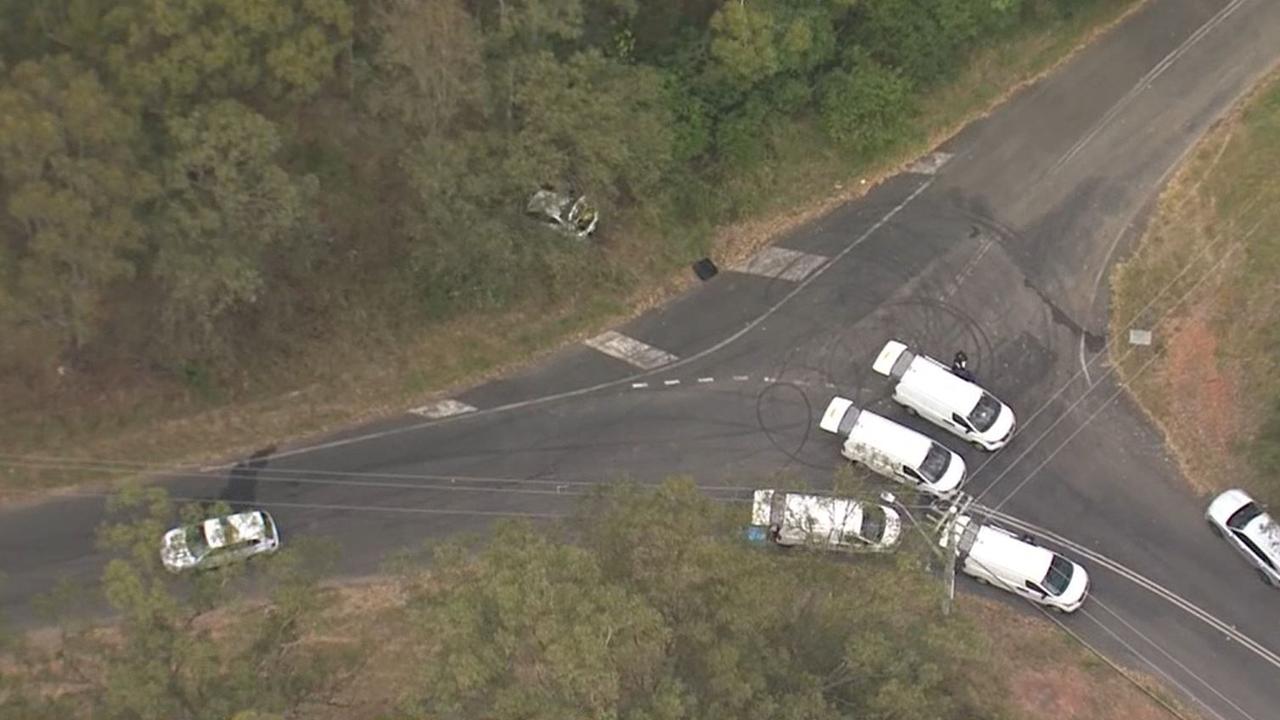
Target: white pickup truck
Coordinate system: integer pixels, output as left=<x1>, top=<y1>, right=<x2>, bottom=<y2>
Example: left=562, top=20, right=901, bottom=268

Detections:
left=745, top=489, right=902, bottom=552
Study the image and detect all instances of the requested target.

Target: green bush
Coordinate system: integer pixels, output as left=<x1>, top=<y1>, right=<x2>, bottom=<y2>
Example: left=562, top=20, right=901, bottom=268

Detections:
left=819, top=55, right=916, bottom=154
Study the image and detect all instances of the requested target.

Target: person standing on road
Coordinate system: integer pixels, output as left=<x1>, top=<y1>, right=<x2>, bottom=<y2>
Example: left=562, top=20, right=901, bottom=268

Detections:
left=951, top=351, right=976, bottom=382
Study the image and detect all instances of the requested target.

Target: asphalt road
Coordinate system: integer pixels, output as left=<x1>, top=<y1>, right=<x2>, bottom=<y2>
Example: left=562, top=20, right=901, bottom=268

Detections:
left=5, top=0, right=1280, bottom=717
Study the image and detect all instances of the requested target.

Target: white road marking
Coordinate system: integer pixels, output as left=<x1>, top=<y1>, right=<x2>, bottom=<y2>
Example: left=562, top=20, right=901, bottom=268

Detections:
left=904, top=151, right=954, bottom=175
left=733, top=375, right=750, bottom=381
left=697, top=377, right=715, bottom=383
left=583, top=330, right=678, bottom=370
left=663, top=379, right=680, bottom=386
left=1049, top=0, right=1246, bottom=176
left=631, top=382, right=648, bottom=388
left=1079, top=337, right=1093, bottom=385
left=408, top=399, right=476, bottom=419
left=731, top=246, right=829, bottom=282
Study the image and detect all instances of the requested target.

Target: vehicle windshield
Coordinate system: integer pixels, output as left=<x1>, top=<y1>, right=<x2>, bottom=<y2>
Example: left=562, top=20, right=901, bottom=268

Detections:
left=860, top=506, right=886, bottom=543
left=1043, top=555, right=1075, bottom=596
left=968, top=393, right=1002, bottom=433
left=1227, top=501, right=1265, bottom=531
left=919, top=444, right=952, bottom=484
left=183, top=525, right=210, bottom=558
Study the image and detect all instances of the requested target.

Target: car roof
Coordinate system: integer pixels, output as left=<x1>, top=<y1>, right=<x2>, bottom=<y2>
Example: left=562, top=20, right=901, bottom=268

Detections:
left=202, top=511, right=269, bottom=549
left=781, top=492, right=865, bottom=535
left=1241, top=511, right=1280, bottom=561
left=900, top=354, right=984, bottom=412
left=848, top=410, right=932, bottom=465
left=965, top=520, right=1055, bottom=579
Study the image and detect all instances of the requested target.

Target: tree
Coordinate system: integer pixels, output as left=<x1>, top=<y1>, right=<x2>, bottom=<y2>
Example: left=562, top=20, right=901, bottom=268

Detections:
left=152, top=99, right=319, bottom=355
left=0, top=55, right=155, bottom=358
left=367, top=0, right=485, bottom=136
left=106, top=0, right=354, bottom=105
left=819, top=52, right=916, bottom=154
left=508, top=49, right=675, bottom=205
left=409, top=480, right=1007, bottom=720
left=406, top=522, right=672, bottom=720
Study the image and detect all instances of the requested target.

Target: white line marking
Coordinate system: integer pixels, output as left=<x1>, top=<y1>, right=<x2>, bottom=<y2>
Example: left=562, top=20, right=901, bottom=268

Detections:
left=407, top=399, right=476, bottom=419
left=583, top=330, right=678, bottom=370
left=733, top=375, right=750, bottom=381
left=663, top=379, right=680, bottom=386
left=979, top=505, right=1280, bottom=674
left=631, top=382, right=648, bottom=388
left=1078, top=607, right=1230, bottom=720
left=763, top=376, right=775, bottom=383
left=904, top=151, right=954, bottom=175
left=221, top=178, right=934, bottom=466
left=1091, top=600, right=1256, bottom=720
left=730, top=246, right=829, bottom=282
left=1049, top=0, right=1245, bottom=176
left=1079, top=336, right=1093, bottom=385
left=697, top=377, right=714, bottom=383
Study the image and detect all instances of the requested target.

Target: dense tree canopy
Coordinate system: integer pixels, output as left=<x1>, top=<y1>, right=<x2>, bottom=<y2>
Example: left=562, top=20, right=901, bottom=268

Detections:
left=406, top=481, right=1002, bottom=720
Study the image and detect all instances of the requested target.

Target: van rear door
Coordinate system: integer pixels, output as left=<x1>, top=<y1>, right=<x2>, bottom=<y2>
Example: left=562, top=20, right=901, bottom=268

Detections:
left=871, top=340, right=914, bottom=380
left=819, top=397, right=861, bottom=435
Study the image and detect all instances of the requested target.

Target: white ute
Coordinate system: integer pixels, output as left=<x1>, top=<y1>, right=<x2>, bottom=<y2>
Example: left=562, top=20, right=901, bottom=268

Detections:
left=819, top=396, right=967, bottom=497
left=746, top=489, right=902, bottom=552
left=945, top=514, right=1090, bottom=613
left=871, top=340, right=1016, bottom=451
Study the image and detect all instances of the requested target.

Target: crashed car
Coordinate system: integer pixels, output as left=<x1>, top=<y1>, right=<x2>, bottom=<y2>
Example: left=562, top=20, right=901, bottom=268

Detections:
left=160, top=510, right=281, bottom=573
left=525, top=187, right=598, bottom=238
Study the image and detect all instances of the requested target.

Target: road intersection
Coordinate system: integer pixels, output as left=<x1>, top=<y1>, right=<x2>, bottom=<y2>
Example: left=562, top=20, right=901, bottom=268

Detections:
left=4, top=0, right=1280, bottom=717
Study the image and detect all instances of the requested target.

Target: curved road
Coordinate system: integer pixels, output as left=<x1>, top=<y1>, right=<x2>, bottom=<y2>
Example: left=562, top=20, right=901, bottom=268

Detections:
left=5, top=0, right=1280, bottom=717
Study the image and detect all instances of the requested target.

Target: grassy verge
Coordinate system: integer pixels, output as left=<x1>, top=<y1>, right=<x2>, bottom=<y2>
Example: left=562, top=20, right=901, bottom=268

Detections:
left=966, top=597, right=1198, bottom=720
left=3, top=0, right=1148, bottom=500
left=1109, top=67, right=1280, bottom=505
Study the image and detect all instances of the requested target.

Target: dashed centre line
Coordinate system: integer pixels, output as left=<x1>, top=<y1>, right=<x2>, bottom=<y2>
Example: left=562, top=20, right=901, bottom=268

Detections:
left=624, top=375, right=839, bottom=391
left=731, top=247, right=829, bottom=282
left=584, top=330, right=679, bottom=370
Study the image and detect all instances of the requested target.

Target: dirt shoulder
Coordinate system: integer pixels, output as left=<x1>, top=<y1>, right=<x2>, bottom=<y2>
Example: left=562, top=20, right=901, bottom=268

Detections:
left=1, top=0, right=1148, bottom=503
left=1108, top=66, right=1280, bottom=505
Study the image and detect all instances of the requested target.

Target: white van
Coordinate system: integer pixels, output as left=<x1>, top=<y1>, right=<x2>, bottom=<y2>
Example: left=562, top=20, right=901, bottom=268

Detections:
left=819, top=396, right=967, bottom=497
left=871, top=340, right=1016, bottom=451
left=747, top=489, right=902, bottom=551
left=945, top=514, right=1090, bottom=612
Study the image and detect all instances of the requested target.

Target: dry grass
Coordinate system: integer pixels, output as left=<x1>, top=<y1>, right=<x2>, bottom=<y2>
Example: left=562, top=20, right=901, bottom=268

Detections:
left=964, top=597, right=1198, bottom=720
left=1108, top=67, right=1280, bottom=504
left=2, top=0, right=1149, bottom=501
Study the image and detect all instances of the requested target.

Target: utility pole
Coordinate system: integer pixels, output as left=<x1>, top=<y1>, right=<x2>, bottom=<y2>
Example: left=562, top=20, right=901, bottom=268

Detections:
left=942, top=509, right=957, bottom=616
left=931, top=492, right=973, bottom=617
